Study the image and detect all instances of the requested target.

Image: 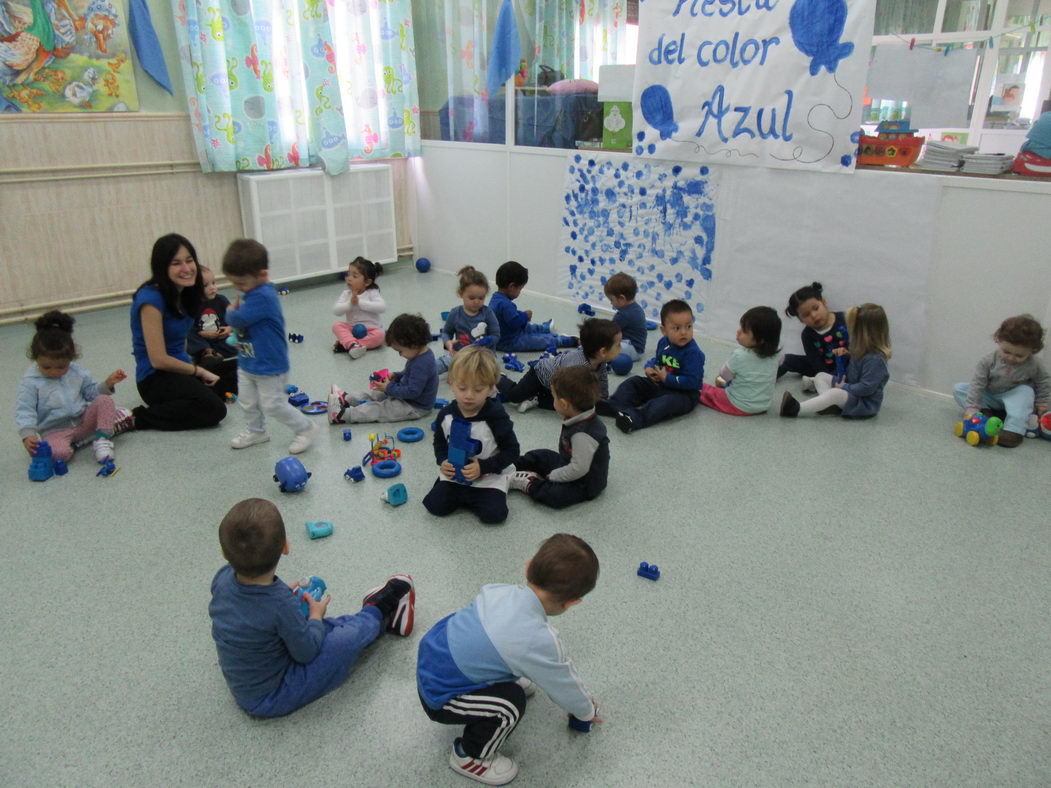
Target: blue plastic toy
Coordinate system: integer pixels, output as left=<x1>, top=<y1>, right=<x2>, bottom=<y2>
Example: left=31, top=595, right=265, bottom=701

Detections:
left=434, top=398, right=449, bottom=409
left=343, top=429, right=353, bottom=441
left=352, top=323, right=367, bottom=339
left=286, top=384, right=298, bottom=394
left=300, top=401, right=328, bottom=415
left=578, top=303, right=596, bottom=316
left=372, top=459, right=402, bottom=478
left=415, top=257, right=432, bottom=272
left=637, top=561, right=660, bottom=581
left=344, top=466, right=365, bottom=482
left=226, top=334, right=239, bottom=347
left=397, top=427, right=425, bottom=442
left=53, top=458, right=69, bottom=476
left=610, top=353, right=633, bottom=376
left=28, top=441, right=54, bottom=482
left=430, top=420, right=437, bottom=431
left=274, top=457, right=311, bottom=492
left=645, top=320, right=658, bottom=331
left=288, top=392, right=310, bottom=408
left=954, top=412, right=1004, bottom=446
left=502, top=353, right=526, bottom=373
left=96, top=459, right=119, bottom=478
left=832, top=354, right=846, bottom=385
left=448, top=417, right=482, bottom=485
left=306, top=521, right=333, bottom=539
left=276, top=286, right=290, bottom=295
left=288, top=333, right=304, bottom=343
left=381, top=483, right=408, bottom=506
left=568, top=715, right=593, bottom=732
left=293, top=576, right=327, bottom=616
left=440, top=311, right=450, bottom=321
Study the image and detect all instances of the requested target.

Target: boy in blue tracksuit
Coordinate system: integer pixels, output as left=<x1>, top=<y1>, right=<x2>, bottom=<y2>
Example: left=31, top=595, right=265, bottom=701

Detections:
left=223, top=239, right=318, bottom=454
left=598, top=299, right=705, bottom=433
left=417, top=534, right=601, bottom=786
left=490, top=260, right=577, bottom=352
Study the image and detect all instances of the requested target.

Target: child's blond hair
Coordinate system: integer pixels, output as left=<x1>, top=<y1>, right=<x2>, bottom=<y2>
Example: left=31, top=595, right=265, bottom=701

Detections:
left=847, top=303, right=892, bottom=360
left=448, top=345, right=500, bottom=386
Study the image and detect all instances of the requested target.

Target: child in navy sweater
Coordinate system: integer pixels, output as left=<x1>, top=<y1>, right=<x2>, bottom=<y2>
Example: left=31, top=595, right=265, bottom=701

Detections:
left=490, top=261, right=576, bottom=352
left=598, top=300, right=705, bottom=433
left=209, top=498, right=415, bottom=718
left=777, top=282, right=849, bottom=384
left=187, top=266, right=238, bottom=397
left=435, top=266, right=501, bottom=376
left=223, top=240, right=318, bottom=454
left=328, top=314, right=438, bottom=424
left=422, top=346, right=520, bottom=525
left=604, top=272, right=647, bottom=367
left=509, top=366, right=610, bottom=508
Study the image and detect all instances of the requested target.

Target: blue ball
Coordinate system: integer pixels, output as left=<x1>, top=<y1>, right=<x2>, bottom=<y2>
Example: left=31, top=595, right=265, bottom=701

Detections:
left=611, top=353, right=633, bottom=376
left=415, top=257, right=431, bottom=273
left=352, top=323, right=367, bottom=339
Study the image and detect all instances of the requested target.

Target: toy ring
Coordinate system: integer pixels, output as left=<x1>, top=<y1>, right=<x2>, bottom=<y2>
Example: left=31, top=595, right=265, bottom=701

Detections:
left=300, top=401, right=328, bottom=415
left=397, top=427, right=425, bottom=442
left=372, top=459, right=402, bottom=478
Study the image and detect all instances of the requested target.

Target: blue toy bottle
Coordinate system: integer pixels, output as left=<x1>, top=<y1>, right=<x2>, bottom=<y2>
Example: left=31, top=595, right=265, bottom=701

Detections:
left=293, top=576, right=327, bottom=616
left=28, top=441, right=54, bottom=482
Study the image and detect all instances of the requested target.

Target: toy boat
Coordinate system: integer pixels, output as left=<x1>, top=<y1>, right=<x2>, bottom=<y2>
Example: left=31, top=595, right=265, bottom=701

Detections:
left=858, top=120, right=924, bottom=167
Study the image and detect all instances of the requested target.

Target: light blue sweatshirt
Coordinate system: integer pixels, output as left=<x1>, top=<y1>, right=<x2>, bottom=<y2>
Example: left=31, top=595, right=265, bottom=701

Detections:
left=15, top=363, right=112, bottom=439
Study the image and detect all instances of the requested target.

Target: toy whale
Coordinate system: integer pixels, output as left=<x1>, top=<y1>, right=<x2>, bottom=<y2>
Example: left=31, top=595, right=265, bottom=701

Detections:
left=789, top=0, right=855, bottom=76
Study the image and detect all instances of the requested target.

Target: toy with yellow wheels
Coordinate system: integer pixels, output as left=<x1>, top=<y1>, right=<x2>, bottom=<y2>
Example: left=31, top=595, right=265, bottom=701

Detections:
left=955, top=412, right=1003, bottom=446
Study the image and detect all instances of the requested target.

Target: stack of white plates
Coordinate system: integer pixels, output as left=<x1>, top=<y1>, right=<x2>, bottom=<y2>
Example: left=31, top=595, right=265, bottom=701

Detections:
left=960, top=153, right=1015, bottom=175
left=916, top=140, right=978, bottom=171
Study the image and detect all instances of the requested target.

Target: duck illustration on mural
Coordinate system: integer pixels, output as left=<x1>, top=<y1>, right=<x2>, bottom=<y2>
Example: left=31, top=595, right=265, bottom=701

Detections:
left=788, top=0, right=854, bottom=76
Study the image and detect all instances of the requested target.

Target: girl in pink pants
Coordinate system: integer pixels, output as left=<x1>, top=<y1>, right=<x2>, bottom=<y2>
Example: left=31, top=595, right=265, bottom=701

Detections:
left=332, top=256, right=386, bottom=360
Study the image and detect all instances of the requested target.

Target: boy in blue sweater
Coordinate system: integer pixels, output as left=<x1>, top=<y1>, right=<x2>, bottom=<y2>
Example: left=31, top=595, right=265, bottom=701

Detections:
left=597, top=299, right=705, bottom=433
left=328, top=313, right=438, bottom=423
left=490, top=261, right=576, bottom=352
left=210, top=498, right=415, bottom=718
left=604, top=272, right=647, bottom=364
left=223, top=240, right=319, bottom=454
left=417, top=533, right=601, bottom=786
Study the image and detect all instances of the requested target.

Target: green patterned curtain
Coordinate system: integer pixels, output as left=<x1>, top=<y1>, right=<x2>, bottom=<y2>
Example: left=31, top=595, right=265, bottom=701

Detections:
left=521, top=0, right=630, bottom=82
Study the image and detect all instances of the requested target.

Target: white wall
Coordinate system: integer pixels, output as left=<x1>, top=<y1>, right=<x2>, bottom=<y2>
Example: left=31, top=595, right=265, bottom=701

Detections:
left=414, top=141, right=1051, bottom=395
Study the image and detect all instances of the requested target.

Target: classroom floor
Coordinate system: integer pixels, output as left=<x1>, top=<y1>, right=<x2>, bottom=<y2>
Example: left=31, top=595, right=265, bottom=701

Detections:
left=3, top=266, right=1048, bottom=787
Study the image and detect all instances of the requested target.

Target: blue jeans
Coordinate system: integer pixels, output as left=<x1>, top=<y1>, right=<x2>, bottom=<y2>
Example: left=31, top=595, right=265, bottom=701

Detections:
left=608, top=376, right=697, bottom=429
left=953, top=382, right=1034, bottom=435
left=497, top=330, right=571, bottom=352
left=620, top=340, right=642, bottom=361
left=241, top=606, right=383, bottom=718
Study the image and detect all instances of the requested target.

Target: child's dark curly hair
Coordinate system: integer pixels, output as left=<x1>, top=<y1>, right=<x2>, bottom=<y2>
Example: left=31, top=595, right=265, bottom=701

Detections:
left=386, top=313, right=432, bottom=349
left=995, top=315, right=1044, bottom=353
left=28, top=310, right=78, bottom=362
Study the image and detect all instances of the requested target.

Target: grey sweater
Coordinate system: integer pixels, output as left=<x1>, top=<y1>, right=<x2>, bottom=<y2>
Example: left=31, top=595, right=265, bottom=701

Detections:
left=965, top=350, right=1050, bottom=409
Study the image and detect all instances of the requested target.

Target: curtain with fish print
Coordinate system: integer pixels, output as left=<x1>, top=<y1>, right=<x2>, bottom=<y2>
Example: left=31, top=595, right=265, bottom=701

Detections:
left=172, top=0, right=419, bottom=174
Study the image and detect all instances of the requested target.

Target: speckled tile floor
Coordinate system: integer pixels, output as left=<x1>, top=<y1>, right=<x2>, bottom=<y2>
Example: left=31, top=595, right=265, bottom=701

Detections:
left=2, top=265, right=1048, bottom=787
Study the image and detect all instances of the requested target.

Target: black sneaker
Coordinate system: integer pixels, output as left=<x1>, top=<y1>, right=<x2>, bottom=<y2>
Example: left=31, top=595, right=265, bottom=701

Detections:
left=333, top=341, right=349, bottom=354
left=614, top=410, right=635, bottom=433
left=595, top=399, right=619, bottom=418
left=817, top=404, right=842, bottom=416
left=362, top=575, right=415, bottom=636
left=780, top=392, right=800, bottom=418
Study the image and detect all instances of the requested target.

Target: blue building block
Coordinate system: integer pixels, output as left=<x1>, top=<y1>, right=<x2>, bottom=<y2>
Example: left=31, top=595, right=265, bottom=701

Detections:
left=53, top=458, right=68, bottom=476
left=96, top=459, right=119, bottom=478
left=502, top=353, right=525, bottom=373
left=286, top=384, right=299, bottom=394
left=274, top=457, right=311, bottom=492
left=645, top=320, right=658, bottom=331
left=28, top=441, right=54, bottom=482
left=568, top=715, right=593, bottom=732
left=344, top=466, right=365, bottom=482
left=578, top=303, right=596, bottom=316
left=287, top=332, right=304, bottom=343
left=288, top=392, right=310, bottom=408
left=306, top=521, right=333, bottom=539
left=637, top=561, right=660, bottom=581
left=448, top=417, right=482, bottom=485
left=343, top=429, right=352, bottom=441
left=381, top=483, right=408, bottom=506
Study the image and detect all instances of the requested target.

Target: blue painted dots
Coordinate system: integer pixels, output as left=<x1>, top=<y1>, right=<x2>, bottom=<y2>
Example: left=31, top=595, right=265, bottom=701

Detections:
left=636, top=131, right=645, bottom=142
left=841, top=154, right=852, bottom=167
left=700, top=166, right=709, bottom=175
left=639, top=187, right=647, bottom=196
left=574, top=154, right=581, bottom=163
left=647, top=143, right=656, bottom=154
left=635, top=145, right=644, bottom=155
left=672, top=165, right=682, bottom=175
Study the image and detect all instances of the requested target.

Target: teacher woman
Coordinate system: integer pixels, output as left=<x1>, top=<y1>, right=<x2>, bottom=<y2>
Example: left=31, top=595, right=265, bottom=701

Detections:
left=130, top=233, right=227, bottom=430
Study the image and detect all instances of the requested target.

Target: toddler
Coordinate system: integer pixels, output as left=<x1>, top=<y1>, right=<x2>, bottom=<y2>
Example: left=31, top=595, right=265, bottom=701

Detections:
left=781, top=303, right=891, bottom=419
left=490, top=260, right=576, bottom=352
left=497, top=317, right=620, bottom=413
left=604, top=272, right=647, bottom=366
left=778, top=282, right=849, bottom=385
left=187, top=265, right=238, bottom=397
left=509, top=366, right=610, bottom=508
left=953, top=314, right=1048, bottom=448
left=435, top=266, right=501, bottom=376
left=422, top=346, right=520, bottom=525
left=16, top=310, right=129, bottom=465
left=598, top=299, right=705, bottom=433
left=328, top=313, right=438, bottom=424
left=700, top=306, right=782, bottom=415
left=209, top=498, right=415, bottom=718
left=223, top=239, right=319, bottom=454
left=417, top=533, right=601, bottom=786
left=332, top=256, right=386, bottom=359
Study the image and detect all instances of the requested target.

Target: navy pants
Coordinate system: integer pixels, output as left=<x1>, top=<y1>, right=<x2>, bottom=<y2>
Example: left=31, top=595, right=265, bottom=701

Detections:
left=516, top=449, right=595, bottom=509
left=423, top=480, right=509, bottom=524
left=135, top=370, right=227, bottom=431
left=608, top=376, right=696, bottom=429
left=420, top=681, right=527, bottom=760
left=776, top=353, right=823, bottom=379
left=496, top=369, right=554, bottom=410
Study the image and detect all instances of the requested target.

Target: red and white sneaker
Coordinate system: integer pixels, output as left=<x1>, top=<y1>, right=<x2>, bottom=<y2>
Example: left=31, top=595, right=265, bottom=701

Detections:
left=328, top=384, right=348, bottom=424
left=361, top=574, right=415, bottom=636
left=449, top=739, right=518, bottom=786
left=113, top=408, right=136, bottom=435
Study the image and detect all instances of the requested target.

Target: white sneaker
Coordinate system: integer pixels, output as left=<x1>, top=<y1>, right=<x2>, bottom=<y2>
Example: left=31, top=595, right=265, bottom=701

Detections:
left=801, top=375, right=817, bottom=393
left=516, top=676, right=537, bottom=697
left=508, top=470, right=538, bottom=492
left=231, top=430, right=270, bottom=449
left=348, top=343, right=367, bottom=360
left=328, top=385, right=347, bottom=424
left=545, top=319, right=556, bottom=334
left=93, top=437, right=114, bottom=462
left=449, top=739, right=518, bottom=786
left=517, top=398, right=538, bottom=414
left=112, top=408, right=135, bottom=435
left=289, top=422, right=320, bottom=454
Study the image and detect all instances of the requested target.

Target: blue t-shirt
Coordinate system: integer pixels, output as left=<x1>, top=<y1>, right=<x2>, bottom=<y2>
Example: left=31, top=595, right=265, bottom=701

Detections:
left=613, top=302, right=647, bottom=355
left=130, top=285, right=193, bottom=383
left=225, top=283, right=289, bottom=376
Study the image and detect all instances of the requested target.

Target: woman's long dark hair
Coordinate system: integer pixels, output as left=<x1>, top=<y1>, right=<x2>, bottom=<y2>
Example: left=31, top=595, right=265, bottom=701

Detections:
left=138, top=233, right=204, bottom=316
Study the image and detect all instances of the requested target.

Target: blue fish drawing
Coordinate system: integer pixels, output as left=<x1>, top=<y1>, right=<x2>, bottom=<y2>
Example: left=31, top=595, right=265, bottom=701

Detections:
left=788, top=0, right=855, bottom=76
left=640, top=85, right=679, bottom=141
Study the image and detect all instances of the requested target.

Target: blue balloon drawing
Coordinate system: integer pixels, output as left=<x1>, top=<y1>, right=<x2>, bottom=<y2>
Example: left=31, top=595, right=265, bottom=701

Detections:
left=640, top=85, right=679, bottom=141
left=788, top=0, right=855, bottom=76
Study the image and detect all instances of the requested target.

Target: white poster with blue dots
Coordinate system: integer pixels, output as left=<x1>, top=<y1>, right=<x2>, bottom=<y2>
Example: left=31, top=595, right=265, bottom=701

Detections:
left=559, top=154, right=718, bottom=322
left=633, top=0, right=876, bottom=173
